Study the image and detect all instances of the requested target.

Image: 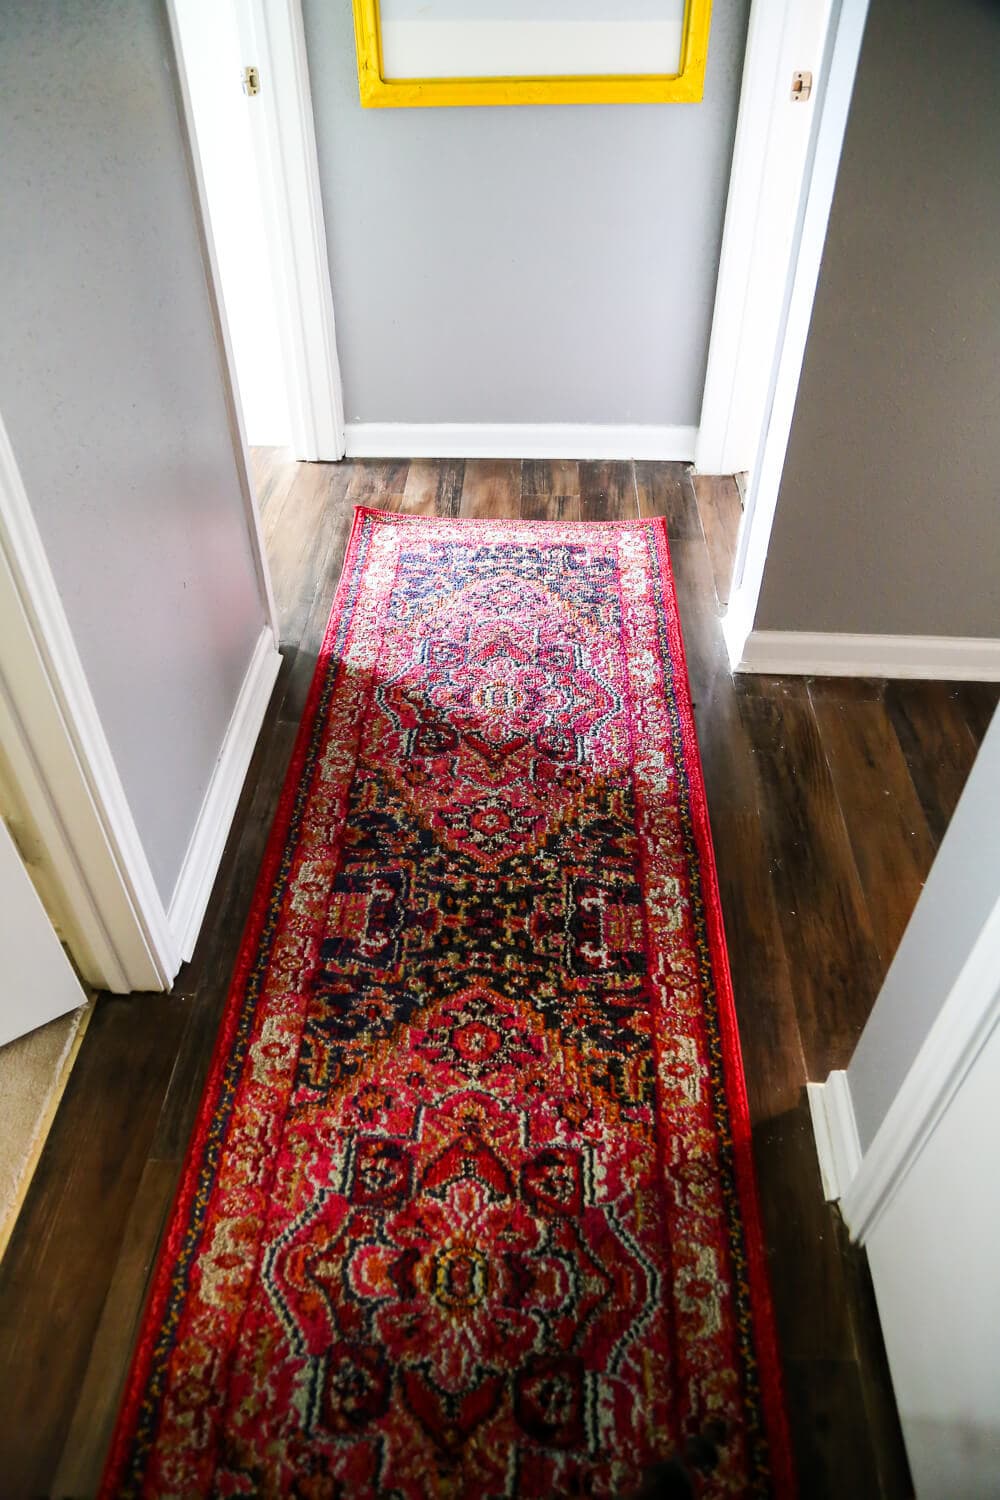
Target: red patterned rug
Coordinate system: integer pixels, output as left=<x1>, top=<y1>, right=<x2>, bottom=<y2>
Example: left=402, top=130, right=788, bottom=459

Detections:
left=102, top=510, right=792, bottom=1498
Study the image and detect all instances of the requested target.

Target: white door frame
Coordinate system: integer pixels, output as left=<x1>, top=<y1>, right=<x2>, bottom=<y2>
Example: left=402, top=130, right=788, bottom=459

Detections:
left=168, top=0, right=346, bottom=467
left=721, top=0, right=872, bottom=669
left=696, top=0, right=833, bottom=479
left=0, top=383, right=283, bottom=991
left=166, top=0, right=278, bottom=637
left=236, top=0, right=346, bottom=463
left=0, top=815, right=87, bottom=1048
left=0, top=415, right=180, bottom=993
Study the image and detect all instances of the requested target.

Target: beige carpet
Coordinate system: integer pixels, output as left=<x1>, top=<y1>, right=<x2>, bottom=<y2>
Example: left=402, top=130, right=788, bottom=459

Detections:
left=0, top=998, right=95, bottom=1262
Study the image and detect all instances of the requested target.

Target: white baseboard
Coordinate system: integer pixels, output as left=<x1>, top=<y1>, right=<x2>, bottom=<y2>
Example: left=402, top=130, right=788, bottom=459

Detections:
left=735, top=630, right=1000, bottom=681
left=343, top=422, right=698, bottom=462
left=808, top=1072, right=862, bottom=1203
left=168, top=627, right=281, bottom=963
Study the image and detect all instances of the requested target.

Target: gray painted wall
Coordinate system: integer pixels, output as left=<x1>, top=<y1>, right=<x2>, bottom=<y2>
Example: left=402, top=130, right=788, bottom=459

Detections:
left=0, top=0, right=268, bottom=904
left=848, top=707, right=1000, bottom=1149
left=301, top=0, right=749, bottom=427
left=756, top=0, right=1000, bottom=638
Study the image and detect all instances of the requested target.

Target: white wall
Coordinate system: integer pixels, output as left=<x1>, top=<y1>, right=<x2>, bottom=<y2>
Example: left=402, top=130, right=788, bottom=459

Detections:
left=0, top=0, right=270, bottom=906
left=0, top=818, right=85, bottom=1048
left=865, top=1014, right=1000, bottom=1495
left=753, top=0, right=1000, bottom=640
left=816, top=708, right=1000, bottom=1492
left=172, top=0, right=291, bottom=447
left=301, top=0, right=750, bottom=429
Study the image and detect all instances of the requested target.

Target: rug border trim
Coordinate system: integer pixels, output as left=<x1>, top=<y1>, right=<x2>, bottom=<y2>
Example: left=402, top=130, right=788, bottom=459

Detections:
left=651, top=517, right=797, bottom=1498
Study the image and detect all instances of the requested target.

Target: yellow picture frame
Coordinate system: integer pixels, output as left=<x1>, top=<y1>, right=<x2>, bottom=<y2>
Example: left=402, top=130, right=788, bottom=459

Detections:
left=350, top=1, right=713, bottom=109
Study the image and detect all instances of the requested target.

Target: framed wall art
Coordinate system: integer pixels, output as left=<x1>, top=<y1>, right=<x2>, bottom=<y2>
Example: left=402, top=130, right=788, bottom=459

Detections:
left=350, top=0, right=714, bottom=109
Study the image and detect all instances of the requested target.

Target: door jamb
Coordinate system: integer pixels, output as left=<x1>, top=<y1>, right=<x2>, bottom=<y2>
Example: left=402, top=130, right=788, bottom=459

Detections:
left=696, top=0, right=805, bottom=477
left=723, top=0, right=871, bottom=669
left=167, top=0, right=345, bottom=475
left=0, top=415, right=179, bottom=993
left=165, top=0, right=278, bottom=639
left=235, top=0, right=346, bottom=463
left=165, top=0, right=345, bottom=630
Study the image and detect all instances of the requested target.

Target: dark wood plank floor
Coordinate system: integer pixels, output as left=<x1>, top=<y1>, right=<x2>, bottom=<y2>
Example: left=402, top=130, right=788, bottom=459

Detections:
left=0, top=455, right=995, bottom=1499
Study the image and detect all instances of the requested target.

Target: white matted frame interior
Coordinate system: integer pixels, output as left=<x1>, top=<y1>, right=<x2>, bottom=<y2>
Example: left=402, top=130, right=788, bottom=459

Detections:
left=378, top=0, right=687, bottom=80
left=352, top=0, right=713, bottom=107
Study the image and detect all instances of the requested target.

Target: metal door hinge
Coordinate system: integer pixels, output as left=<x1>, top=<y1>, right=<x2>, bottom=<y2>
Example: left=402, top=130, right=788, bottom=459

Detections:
left=242, top=65, right=261, bottom=97
left=791, top=70, right=813, bottom=102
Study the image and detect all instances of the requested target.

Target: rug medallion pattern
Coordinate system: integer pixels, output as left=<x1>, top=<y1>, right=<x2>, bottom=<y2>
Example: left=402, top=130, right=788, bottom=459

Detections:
left=102, top=511, right=791, bottom=1498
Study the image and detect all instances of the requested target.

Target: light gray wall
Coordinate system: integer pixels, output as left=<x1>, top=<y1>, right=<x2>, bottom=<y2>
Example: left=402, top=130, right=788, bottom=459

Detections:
left=0, top=0, right=268, bottom=905
left=302, top=0, right=749, bottom=427
left=756, top=0, right=1000, bottom=637
left=848, top=708, right=1000, bottom=1149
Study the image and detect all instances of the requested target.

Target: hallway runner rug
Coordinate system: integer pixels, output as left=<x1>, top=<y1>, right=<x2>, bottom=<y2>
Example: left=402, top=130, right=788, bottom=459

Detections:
left=102, top=509, right=793, bottom=1499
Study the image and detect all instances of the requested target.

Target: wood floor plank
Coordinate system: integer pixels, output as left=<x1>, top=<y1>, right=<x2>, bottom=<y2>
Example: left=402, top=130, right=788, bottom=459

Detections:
left=247, top=457, right=353, bottom=734
left=265, top=463, right=352, bottom=645
left=735, top=679, right=884, bottom=1074
left=667, top=537, right=727, bottom=712
left=578, top=460, right=634, bottom=521
left=519, top=491, right=582, bottom=522
left=171, top=718, right=299, bottom=1021
left=459, top=458, right=522, bottom=517
left=713, top=812, right=806, bottom=1124
left=953, top=680, right=1000, bottom=746
left=695, top=678, right=767, bottom=826
left=884, top=680, right=981, bottom=846
left=148, top=984, right=230, bottom=1169
left=50, top=1158, right=179, bottom=1500
left=662, top=534, right=809, bottom=1120
left=521, top=459, right=580, bottom=498
left=692, top=474, right=741, bottom=606
left=806, top=676, right=886, bottom=704
left=276, top=521, right=355, bottom=731
left=833, top=1215, right=915, bottom=1500
left=248, top=444, right=277, bottom=492
left=634, top=460, right=703, bottom=539
left=753, top=1102, right=856, bottom=1364
left=809, top=686, right=938, bottom=967
left=400, top=458, right=465, bottom=516
left=668, top=539, right=762, bottom=822
left=0, top=995, right=187, bottom=1498
left=782, top=1357, right=887, bottom=1500
left=344, top=459, right=410, bottom=502
left=750, top=1104, right=909, bottom=1498
left=251, top=445, right=299, bottom=537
